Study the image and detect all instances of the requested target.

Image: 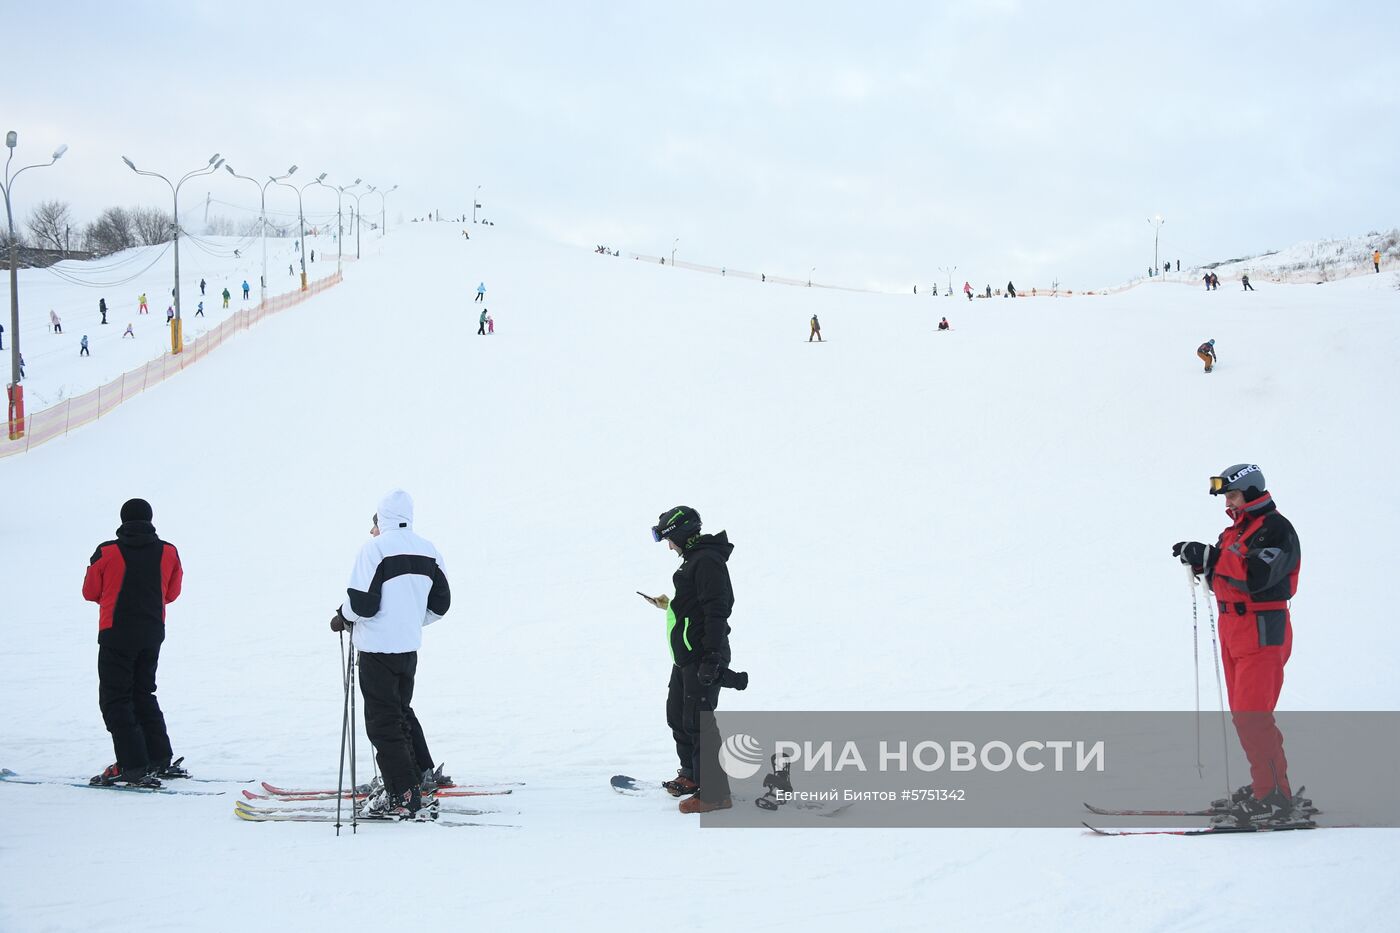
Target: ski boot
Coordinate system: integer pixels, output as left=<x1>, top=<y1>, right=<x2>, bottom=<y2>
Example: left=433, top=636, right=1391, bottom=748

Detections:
left=662, top=771, right=699, bottom=797
left=679, top=795, right=733, bottom=814
left=1212, top=788, right=1313, bottom=829
left=421, top=763, right=454, bottom=792
left=90, top=763, right=162, bottom=788
left=360, top=787, right=438, bottom=822
left=150, top=756, right=191, bottom=780
left=755, top=754, right=794, bottom=811
left=1211, top=783, right=1315, bottom=817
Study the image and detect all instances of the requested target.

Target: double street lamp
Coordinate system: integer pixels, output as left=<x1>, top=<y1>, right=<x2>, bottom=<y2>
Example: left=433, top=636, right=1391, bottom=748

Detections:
left=224, top=163, right=297, bottom=306
left=3, top=131, right=68, bottom=439
left=372, top=184, right=397, bottom=237
left=352, top=185, right=377, bottom=259
left=314, top=177, right=360, bottom=275
left=1148, top=214, right=1165, bottom=277
left=121, top=152, right=225, bottom=354
left=939, top=265, right=957, bottom=297
left=272, top=172, right=327, bottom=290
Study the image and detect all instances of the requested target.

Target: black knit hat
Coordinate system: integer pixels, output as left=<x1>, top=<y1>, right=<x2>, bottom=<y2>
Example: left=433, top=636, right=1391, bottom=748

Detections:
left=120, top=498, right=153, bottom=523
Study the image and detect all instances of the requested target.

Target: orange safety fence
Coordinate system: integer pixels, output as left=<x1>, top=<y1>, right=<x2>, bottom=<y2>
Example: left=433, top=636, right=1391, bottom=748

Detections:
left=1, top=272, right=342, bottom=459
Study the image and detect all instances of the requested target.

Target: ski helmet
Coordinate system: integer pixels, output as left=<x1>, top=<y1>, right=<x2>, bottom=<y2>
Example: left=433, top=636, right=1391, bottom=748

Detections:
left=652, top=506, right=701, bottom=544
left=1208, top=339, right=1215, bottom=346
left=1209, top=463, right=1265, bottom=497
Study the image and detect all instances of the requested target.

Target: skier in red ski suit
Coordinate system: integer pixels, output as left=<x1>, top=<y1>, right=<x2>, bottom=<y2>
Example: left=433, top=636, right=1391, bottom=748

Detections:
left=1173, top=463, right=1301, bottom=823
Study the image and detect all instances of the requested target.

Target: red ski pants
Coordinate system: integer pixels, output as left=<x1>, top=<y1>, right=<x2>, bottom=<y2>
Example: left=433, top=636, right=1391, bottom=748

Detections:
left=1220, top=613, right=1292, bottom=798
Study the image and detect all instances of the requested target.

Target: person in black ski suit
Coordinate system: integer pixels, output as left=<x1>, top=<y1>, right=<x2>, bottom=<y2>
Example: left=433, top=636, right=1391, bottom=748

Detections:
left=647, top=506, right=736, bottom=813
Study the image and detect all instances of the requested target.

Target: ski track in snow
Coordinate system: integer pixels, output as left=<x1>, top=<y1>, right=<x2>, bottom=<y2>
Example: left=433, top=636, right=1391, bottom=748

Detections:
left=1, top=223, right=1397, bottom=932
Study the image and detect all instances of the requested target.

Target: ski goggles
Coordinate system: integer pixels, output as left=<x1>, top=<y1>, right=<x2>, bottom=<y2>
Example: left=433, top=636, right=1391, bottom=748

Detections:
left=1208, top=476, right=1228, bottom=494
left=650, top=525, right=666, bottom=543
left=1209, top=464, right=1260, bottom=495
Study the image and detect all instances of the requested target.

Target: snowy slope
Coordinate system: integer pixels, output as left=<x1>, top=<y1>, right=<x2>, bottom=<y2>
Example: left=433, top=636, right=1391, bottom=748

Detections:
left=1, top=223, right=1397, bottom=932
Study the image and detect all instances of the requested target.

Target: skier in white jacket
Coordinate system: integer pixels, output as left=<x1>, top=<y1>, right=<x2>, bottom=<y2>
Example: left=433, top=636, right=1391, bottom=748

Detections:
left=330, top=489, right=451, bottom=820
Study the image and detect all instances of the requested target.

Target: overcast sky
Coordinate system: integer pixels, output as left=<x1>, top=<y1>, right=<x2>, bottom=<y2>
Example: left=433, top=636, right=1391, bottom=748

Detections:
left=7, top=0, right=1397, bottom=289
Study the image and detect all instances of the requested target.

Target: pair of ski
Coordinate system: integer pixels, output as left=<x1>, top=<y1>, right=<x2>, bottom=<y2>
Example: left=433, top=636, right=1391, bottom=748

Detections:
left=233, top=798, right=513, bottom=828
left=1082, top=797, right=1321, bottom=837
left=244, top=780, right=519, bottom=802
left=611, top=775, right=853, bottom=818
left=0, top=767, right=234, bottom=796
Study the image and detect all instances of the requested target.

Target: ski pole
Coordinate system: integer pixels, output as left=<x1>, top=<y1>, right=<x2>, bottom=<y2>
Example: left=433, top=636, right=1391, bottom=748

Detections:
left=1187, top=566, right=1203, bottom=778
left=335, top=629, right=351, bottom=835
left=1205, top=590, right=1233, bottom=799
left=348, top=625, right=359, bottom=833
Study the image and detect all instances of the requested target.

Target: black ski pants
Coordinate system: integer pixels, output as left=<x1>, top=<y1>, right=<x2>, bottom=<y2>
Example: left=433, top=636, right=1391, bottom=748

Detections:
left=358, top=650, right=429, bottom=796
left=98, top=642, right=173, bottom=772
left=666, top=663, right=731, bottom=803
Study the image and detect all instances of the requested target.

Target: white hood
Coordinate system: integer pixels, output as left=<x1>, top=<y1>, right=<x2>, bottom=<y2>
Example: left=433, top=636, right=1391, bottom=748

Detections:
left=377, top=489, right=414, bottom=531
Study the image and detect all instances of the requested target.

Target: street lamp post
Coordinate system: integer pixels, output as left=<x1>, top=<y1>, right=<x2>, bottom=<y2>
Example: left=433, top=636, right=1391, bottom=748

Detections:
left=1148, top=214, right=1165, bottom=278
left=273, top=172, right=327, bottom=291
left=225, top=163, right=296, bottom=307
left=352, top=186, right=376, bottom=259
left=473, top=185, right=481, bottom=224
left=315, top=177, right=359, bottom=275
left=3, top=131, right=68, bottom=439
left=809, top=267, right=816, bottom=287
left=122, top=152, right=224, bottom=354
left=671, top=238, right=678, bottom=265
left=372, top=184, right=397, bottom=238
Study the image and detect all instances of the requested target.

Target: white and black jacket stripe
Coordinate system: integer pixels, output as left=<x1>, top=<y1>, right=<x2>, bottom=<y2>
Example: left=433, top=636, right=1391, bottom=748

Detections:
left=340, top=529, right=450, bottom=654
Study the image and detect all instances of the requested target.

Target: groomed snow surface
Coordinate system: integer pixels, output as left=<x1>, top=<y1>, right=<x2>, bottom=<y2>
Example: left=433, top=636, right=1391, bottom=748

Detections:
left=2, top=223, right=1397, bottom=931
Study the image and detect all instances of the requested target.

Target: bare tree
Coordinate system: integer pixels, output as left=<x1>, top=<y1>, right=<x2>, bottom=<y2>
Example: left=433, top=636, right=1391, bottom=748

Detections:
left=83, top=207, right=137, bottom=256
left=203, top=214, right=240, bottom=237
left=26, top=199, right=73, bottom=252
left=0, top=227, right=26, bottom=251
left=131, top=206, right=174, bottom=245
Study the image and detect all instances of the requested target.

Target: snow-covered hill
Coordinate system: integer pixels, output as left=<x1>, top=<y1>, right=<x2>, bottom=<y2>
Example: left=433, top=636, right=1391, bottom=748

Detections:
left=1, top=222, right=1396, bottom=932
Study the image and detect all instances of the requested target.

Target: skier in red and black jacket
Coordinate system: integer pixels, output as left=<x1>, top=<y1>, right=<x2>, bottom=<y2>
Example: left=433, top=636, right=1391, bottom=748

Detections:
left=1173, top=464, right=1303, bottom=827
left=82, top=498, right=185, bottom=787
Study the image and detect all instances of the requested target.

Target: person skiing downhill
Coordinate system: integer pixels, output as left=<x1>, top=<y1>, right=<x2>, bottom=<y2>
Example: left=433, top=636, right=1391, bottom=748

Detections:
left=1242, top=274, right=1255, bottom=291
left=1173, top=464, right=1303, bottom=827
left=80, top=335, right=90, bottom=356
left=809, top=314, right=823, bottom=342
left=122, top=323, right=135, bottom=338
left=643, top=507, right=737, bottom=814
left=330, top=490, right=451, bottom=821
left=963, top=281, right=973, bottom=301
left=1197, top=339, right=1217, bottom=373
left=221, top=287, right=231, bottom=309
left=83, top=498, right=187, bottom=787
left=138, top=293, right=148, bottom=314
left=475, top=282, right=486, bottom=302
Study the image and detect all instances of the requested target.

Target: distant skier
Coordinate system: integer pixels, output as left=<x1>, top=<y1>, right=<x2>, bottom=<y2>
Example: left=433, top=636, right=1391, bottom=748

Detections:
left=645, top=506, right=739, bottom=814
left=985, top=285, right=992, bottom=298
left=478, top=308, right=488, bottom=335
left=938, top=317, right=951, bottom=331
left=475, top=282, right=486, bottom=302
left=199, top=278, right=206, bottom=296
left=1197, top=339, right=1217, bottom=373
left=84, top=498, right=186, bottom=787
left=195, top=301, right=204, bottom=318
left=166, top=306, right=174, bottom=324
left=1006, top=281, right=1016, bottom=298
left=80, top=335, right=90, bottom=356
left=1374, top=249, right=1382, bottom=273
left=139, top=293, right=148, bottom=314
left=50, top=310, right=62, bottom=334
left=122, top=323, right=135, bottom=339
left=1202, top=273, right=1213, bottom=291
left=809, top=314, right=823, bottom=342
left=963, top=281, right=973, bottom=301
left=222, top=287, right=231, bottom=309
left=289, top=263, right=294, bottom=276
left=487, top=315, right=495, bottom=335
left=99, top=298, right=108, bottom=324
left=310, top=249, right=315, bottom=263
left=1172, top=464, right=1302, bottom=827
left=330, top=490, right=451, bottom=821
left=1242, top=274, right=1255, bottom=291
left=242, top=280, right=250, bottom=300
left=1176, top=260, right=1181, bottom=272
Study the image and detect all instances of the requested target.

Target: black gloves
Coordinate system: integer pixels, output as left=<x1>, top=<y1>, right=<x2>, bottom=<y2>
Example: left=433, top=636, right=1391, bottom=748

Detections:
left=697, top=653, right=726, bottom=687
left=1172, top=541, right=1213, bottom=572
left=330, top=609, right=351, bottom=633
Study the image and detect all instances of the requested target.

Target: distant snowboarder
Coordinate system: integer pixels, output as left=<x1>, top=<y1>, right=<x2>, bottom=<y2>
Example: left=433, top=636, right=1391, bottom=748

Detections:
left=938, top=317, right=951, bottom=332
left=476, top=282, right=486, bottom=302
left=1242, top=274, right=1255, bottom=291
left=1197, top=339, right=1217, bottom=373
left=809, top=314, right=823, bottom=342
left=963, top=281, right=973, bottom=301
